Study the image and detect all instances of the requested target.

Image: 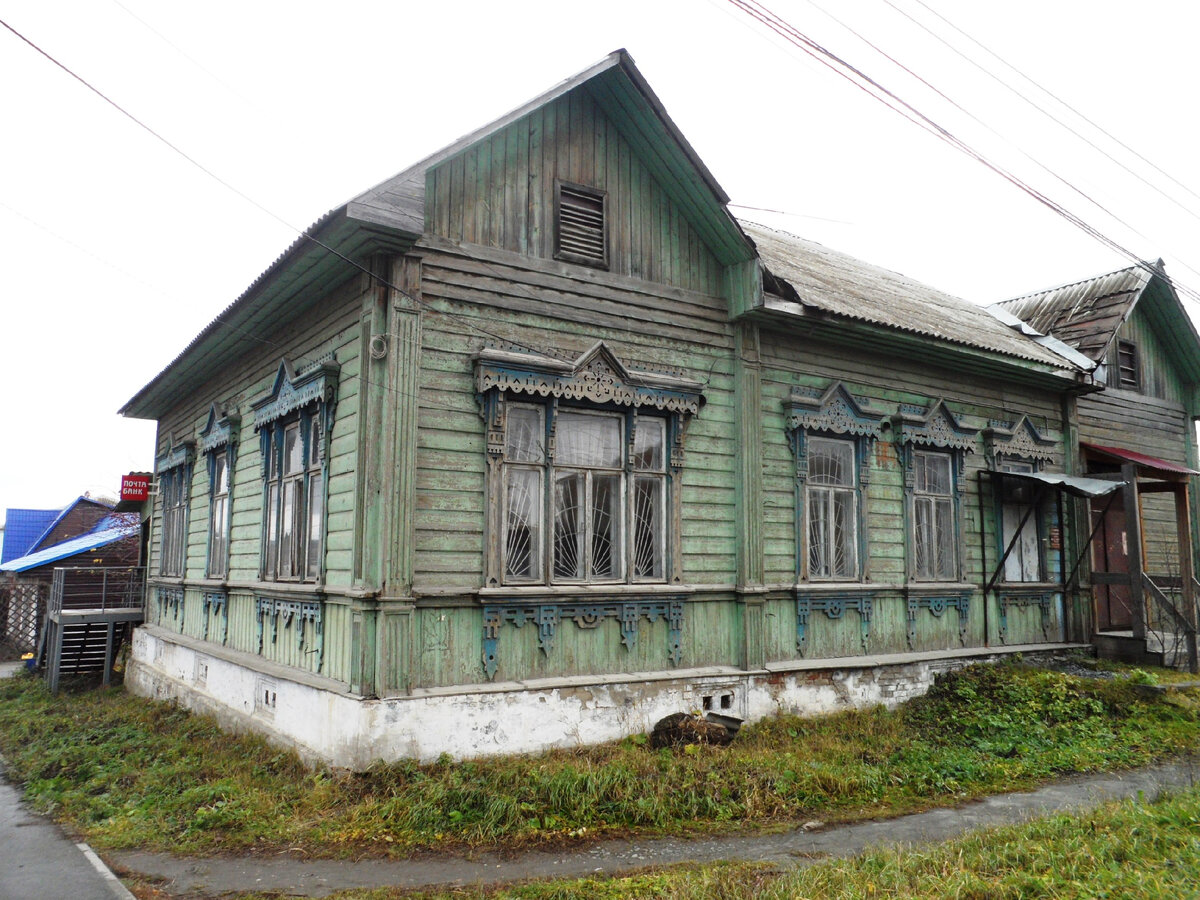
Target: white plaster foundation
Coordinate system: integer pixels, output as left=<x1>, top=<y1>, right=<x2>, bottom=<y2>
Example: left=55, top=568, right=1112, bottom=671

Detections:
left=127, top=625, right=1087, bottom=769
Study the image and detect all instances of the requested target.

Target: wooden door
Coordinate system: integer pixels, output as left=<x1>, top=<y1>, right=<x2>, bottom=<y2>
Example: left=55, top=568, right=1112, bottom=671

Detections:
left=1092, top=496, right=1133, bottom=631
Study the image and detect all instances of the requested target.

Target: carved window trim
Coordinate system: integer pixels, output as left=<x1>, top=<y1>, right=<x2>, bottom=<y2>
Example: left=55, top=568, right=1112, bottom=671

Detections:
left=477, top=341, right=704, bottom=589
left=983, top=416, right=1057, bottom=585
left=199, top=404, right=240, bottom=580
left=251, top=357, right=338, bottom=584
left=785, top=382, right=884, bottom=583
left=892, top=399, right=978, bottom=584
left=155, top=435, right=194, bottom=578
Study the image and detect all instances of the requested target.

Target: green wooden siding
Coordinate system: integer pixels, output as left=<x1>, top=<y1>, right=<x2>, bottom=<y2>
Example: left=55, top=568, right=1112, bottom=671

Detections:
left=425, top=89, right=726, bottom=297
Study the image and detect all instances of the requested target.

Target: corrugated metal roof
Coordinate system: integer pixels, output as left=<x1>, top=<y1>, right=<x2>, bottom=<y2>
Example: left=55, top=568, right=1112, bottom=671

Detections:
left=0, top=522, right=139, bottom=574
left=744, top=223, right=1079, bottom=370
left=1082, top=442, right=1200, bottom=477
left=0, top=508, right=60, bottom=564
left=995, top=265, right=1151, bottom=362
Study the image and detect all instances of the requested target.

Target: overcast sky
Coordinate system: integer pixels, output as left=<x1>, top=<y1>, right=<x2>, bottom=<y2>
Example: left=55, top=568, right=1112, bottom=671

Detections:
left=3, top=0, right=1199, bottom=521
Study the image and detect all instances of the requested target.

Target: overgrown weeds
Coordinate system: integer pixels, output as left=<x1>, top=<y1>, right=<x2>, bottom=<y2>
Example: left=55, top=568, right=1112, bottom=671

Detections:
left=1, top=660, right=1198, bottom=859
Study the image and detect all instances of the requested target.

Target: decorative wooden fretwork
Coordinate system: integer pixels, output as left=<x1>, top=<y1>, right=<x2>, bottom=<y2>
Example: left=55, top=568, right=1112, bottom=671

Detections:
left=476, top=342, right=703, bottom=418
left=251, top=356, right=340, bottom=429
left=198, top=403, right=241, bottom=456
left=155, top=433, right=196, bottom=474
left=156, top=587, right=184, bottom=631
left=481, top=599, right=684, bottom=679
left=982, top=415, right=1057, bottom=468
left=201, top=591, right=229, bottom=644
left=892, top=399, right=979, bottom=490
left=997, top=591, right=1053, bottom=643
left=795, top=591, right=874, bottom=655
left=906, top=592, right=970, bottom=649
left=255, top=597, right=324, bottom=669
left=786, top=382, right=885, bottom=486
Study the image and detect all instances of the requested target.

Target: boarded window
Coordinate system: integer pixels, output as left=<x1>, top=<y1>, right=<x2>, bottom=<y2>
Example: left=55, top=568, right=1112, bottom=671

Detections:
left=999, top=462, right=1042, bottom=583
left=806, top=437, right=859, bottom=579
left=555, top=183, right=607, bottom=268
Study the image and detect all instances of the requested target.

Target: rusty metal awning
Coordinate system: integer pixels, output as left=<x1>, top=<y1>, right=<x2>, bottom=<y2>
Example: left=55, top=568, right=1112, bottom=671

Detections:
left=1082, top=443, right=1200, bottom=477
left=985, top=469, right=1126, bottom=499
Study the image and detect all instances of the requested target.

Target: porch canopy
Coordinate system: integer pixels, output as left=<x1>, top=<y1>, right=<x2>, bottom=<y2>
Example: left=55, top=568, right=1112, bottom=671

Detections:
left=1081, top=442, right=1200, bottom=479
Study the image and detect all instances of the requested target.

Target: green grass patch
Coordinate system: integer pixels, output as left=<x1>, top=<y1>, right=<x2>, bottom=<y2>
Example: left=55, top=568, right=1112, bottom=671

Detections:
left=1, top=659, right=1199, bottom=859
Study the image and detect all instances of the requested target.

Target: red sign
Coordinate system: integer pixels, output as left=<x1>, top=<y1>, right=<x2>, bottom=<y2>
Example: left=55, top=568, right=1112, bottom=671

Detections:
left=121, top=473, right=151, bottom=503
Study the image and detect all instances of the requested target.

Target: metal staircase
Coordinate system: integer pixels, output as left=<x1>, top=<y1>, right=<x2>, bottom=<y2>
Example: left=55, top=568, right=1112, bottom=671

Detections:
left=37, top=566, right=145, bottom=692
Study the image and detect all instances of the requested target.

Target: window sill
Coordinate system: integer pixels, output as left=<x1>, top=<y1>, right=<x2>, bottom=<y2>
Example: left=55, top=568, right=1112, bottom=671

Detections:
left=995, top=582, right=1062, bottom=593
left=904, top=582, right=975, bottom=595
left=795, top=582, right=877, bottom=593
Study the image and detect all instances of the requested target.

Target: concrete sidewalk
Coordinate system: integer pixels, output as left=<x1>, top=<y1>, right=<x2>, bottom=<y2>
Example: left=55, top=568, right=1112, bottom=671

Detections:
left=108, top=760, right=1199, bottom=898
left=0, top=661, right=134, bottom=900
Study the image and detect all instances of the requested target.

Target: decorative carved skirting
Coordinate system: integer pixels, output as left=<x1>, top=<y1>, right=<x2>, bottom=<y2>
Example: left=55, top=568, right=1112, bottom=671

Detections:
left=255, top=597, right=325, bottom=669
left=998, top=592, right=1052, bottom=642
left=906, top=593, right=970, bottom=649
left=796, top=592, right=874, bottom=655
left=481, top=599, right=684, bottom=679
left=201, top=591, right=229, bottom=644
left=156, top=587, right=184, bottom=631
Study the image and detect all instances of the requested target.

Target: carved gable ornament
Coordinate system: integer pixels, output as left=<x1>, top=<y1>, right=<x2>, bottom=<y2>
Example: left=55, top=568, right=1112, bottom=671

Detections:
left=475, top=341, right=704, bottom=415
left=983, top=415, right=1056, bottom=465
left=251, top=356, right=340, bottom=429
left=198, top=403, right=242, bottom=454
left=891, top=399, right=979, bottom=453
left=786, top=382, right=885, bottom=439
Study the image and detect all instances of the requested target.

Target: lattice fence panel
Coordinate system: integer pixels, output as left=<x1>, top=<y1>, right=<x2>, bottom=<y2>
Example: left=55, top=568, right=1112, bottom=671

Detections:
left=1, top=582, right=45, bottom=654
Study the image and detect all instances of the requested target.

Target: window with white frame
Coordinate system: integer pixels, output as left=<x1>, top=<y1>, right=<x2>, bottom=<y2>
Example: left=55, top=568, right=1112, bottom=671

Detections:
left=912, top=449, right=956, bottom=581
left=263, top=414, right=324, bottom=582
left=806, top=436, right=859, bottom=579
left=502, top=404, right=667, bottom=584
left=998, top=461, right=1043, bottom=583
left=159, top=465, right=188, bottom=577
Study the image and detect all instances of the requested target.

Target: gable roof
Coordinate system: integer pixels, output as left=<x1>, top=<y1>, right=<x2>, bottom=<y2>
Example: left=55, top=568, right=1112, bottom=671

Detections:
left=121, top=50, right=754, bottom=421
left=744, top=223, right=1085, bottom=376
left=0, top=508, right=60, bottom=564
left=995, top=261, right=1200, bottom=382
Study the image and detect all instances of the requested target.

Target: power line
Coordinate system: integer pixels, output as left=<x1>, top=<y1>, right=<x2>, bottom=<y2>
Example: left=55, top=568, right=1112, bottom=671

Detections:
left=725, top=0, right=1200, bottom=308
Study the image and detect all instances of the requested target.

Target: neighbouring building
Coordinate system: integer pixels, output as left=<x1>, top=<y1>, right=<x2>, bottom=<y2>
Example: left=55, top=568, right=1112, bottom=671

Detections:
left=118, top=51, right=1193, bottom=767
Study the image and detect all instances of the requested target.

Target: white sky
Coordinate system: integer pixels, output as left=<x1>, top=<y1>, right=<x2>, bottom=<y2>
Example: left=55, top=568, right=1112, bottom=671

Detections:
left=3, top=0, right=1200, bottom=520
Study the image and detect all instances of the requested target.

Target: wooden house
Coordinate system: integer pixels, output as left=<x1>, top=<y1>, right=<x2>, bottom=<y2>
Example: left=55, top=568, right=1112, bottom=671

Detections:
left=120, top=51, right=1112, bottom=766
left=999, top=264, right=1200, bottom=665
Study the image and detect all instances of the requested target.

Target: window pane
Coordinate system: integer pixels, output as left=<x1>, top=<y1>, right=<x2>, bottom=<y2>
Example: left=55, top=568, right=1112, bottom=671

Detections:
left=809, top=438, right=854, bottom=486
left=306, top=473, right=324, bottom=579
left=934, top=498, right=955, bottom=579
left=808, top=488, right=831, bottom=577
left=832, top=489, right=858, bottom=577
left=916, top=452, right=951, bottom=494
left=557, top=412, right=621, bottom=468
left=284, top=424, right=302, bottom=476
left=553, top=472, right=584, bottom=579
left=266, top=482, right=279, bottom=578
left=210, top=494, right=228, bottom=578
left=214, top=452, right=228, bottom=494
left=633, top=419, right=665, bottom=472
left=505, top=468, right=542, bottom=579
left=280, top=481, right=297, bottom=576
left=591, top=473, right=622, bottom=579
left=633, top=475, right=663, bottom=579
left=506, top=406, right=545, bottom=463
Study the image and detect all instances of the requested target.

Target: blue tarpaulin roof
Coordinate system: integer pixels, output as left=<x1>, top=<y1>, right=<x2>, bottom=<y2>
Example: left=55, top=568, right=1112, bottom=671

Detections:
left=0, top=521, right=139, bottom=574
left=1, top=508, right=62, bottom=563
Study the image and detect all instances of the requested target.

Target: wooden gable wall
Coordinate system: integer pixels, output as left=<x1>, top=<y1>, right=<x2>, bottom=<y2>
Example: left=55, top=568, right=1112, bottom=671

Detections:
left=424, top=88, right=727, bottom=297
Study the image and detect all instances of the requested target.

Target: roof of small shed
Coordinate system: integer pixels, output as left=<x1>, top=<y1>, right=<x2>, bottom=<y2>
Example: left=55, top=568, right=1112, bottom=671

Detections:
left=744, top=223, right=1080, bottom=372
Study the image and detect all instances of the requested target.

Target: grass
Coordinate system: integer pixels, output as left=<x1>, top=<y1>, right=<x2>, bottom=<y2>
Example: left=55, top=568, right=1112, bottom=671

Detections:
left=1, top=658, right=1199, bottom=859
left=302, top=784, right=1200, bottom=899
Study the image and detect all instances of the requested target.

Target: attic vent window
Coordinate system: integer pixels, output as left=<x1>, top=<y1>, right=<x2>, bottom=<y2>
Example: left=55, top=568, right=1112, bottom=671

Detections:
left=1116, top=340, right=1140, bottom=390
left=556, top=182, right=607, bottom=268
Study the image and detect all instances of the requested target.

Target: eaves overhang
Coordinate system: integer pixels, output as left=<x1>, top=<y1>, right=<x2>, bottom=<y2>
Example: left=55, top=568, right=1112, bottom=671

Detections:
left=120, top=209, right=417, bottom=421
